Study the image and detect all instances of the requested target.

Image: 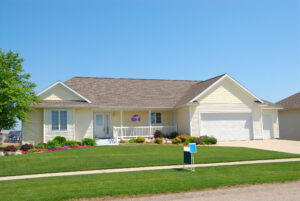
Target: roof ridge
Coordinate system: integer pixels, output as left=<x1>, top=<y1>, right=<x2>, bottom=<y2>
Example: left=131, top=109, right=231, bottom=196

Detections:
left=69, top=76, right=201, bottom=82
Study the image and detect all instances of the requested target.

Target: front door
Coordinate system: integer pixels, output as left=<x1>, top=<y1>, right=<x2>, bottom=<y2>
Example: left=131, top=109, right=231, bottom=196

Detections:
left=94, top=113, right=110, bottom=138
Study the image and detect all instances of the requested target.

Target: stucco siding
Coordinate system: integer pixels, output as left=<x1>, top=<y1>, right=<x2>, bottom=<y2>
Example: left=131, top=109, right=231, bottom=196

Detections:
left=75, top=109, right=93, bottom=140
left=40, top=84, right=83, bottom=101
left=23, top=109, right=43, bottom=145
left=176, top=106, right=189, bottom=134
left=278, top=109, right=300, bottom=140
left=44, top=109, right=75, bottom=142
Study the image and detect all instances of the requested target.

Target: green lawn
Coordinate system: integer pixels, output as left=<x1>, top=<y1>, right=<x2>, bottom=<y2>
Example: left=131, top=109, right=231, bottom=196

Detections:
left=0, top=161, right=299, bottom=201
left=0, top=145, right=299, bottom=177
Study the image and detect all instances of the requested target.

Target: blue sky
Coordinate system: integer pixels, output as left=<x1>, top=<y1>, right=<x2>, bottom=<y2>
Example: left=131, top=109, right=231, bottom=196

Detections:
left=0, top=0, right=299, bottom=103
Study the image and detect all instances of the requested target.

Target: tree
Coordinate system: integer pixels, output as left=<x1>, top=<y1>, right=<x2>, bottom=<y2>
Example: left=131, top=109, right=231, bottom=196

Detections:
left=0, top=49, right=40, bottom=132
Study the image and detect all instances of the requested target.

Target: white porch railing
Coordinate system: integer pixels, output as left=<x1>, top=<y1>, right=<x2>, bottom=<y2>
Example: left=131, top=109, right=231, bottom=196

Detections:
left=113, top=125, right=177, bottom=139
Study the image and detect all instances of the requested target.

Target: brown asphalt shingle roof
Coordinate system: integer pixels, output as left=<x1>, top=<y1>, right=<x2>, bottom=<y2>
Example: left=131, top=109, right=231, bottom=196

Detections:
left=35, top=74, right=276, bottom=108
left=276, top=92, right=300, bottom=110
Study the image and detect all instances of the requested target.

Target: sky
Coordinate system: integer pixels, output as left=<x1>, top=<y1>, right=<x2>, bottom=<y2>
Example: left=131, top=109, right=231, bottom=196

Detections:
left=0, top=0, right=300, bottom=105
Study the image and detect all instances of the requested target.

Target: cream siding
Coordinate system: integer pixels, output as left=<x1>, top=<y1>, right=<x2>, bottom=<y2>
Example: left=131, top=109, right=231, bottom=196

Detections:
left=278, top=109, right=300, bottom=140
left=44, top=109, right=75, bottom=142
left=252, top=106, right=263, bottom=139
left=40, top=84, right=84, bottom=101
left=23, top=109, right=43, bottom=145
left=75, top=109, right=93, bottom=140
left=176, top=106, right=190, bottom=134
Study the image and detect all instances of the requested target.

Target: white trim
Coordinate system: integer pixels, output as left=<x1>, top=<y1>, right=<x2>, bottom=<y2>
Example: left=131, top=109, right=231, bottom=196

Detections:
left=261, top=107, right=283, bottom=110
left=189, top=74, right=264, bottom=104
left=188, top=106, right=192, bottom=136
left=73, top=109, right=75, bottom=141
left=43, top=109, right=46, bottom=143
left=37, top=81, right=92, bottom=103
left=90, top=110, right=94, bottom=139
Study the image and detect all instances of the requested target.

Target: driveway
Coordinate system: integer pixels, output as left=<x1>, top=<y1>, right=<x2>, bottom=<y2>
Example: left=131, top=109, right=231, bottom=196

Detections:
left=216, top=139, right=300, bottom=154
left=77, top=181, right=300, bottom=201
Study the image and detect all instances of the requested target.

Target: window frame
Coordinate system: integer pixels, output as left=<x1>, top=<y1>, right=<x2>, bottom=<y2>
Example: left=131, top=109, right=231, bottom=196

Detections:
left=151, top=112, right=162, bottom=125
left=51, top=110, right=68, bottom=131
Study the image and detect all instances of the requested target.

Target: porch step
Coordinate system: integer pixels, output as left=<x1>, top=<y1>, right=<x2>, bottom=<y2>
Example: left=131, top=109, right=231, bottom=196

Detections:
left=96, top=139, right=118, bottom=146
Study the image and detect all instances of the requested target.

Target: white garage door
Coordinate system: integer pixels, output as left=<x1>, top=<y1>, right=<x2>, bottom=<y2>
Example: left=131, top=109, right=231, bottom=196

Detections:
left=200, top=113, right=252, bottom=141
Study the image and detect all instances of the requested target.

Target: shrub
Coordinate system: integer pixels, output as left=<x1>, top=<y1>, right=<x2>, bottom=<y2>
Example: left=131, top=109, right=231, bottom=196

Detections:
left=178, top=134, right=189, bottom=143
left=154, top=138, right=163, bottom=144
left=46, top=140, right=60, bottom=149
left=189, top=136, right=197, bottom=143
left=208, top=137, right=217, bottom=144
left=53, top=136, right=67, bottom=144
left=135, top=137, right=145, bottom=143
left=20, top=144, right=34, bottom=151
left=35, top=143, right=46, bottom=149
left=195, top=137, right=204, bottom=145
left=162, top=133, right=170, bottom=138
left=171, top=137, right=182, bottom=144
left=29, top=148, right=35, bottom=153
left=119, top=140, right=126, bottom=143
left=4, top=145, right=17, bottom=152
left=63, top=141, right=79, bottom=147
left=169, top=132, right=179, bottom=139
left=81, top=138, right=96, bottom=146
left=153, top=130, right=163, bottom=138
left=128, top=138, right=135, bottom=143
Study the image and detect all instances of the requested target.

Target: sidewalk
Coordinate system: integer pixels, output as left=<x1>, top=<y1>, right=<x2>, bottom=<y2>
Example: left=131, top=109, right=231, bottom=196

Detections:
left=0, top=158, right=299, bottom=181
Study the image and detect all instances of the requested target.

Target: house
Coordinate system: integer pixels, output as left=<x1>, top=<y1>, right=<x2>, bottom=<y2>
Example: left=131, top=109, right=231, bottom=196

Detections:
left=277, top=92, right=300, bottom=140
left=23, top=74, right=281, bottom=145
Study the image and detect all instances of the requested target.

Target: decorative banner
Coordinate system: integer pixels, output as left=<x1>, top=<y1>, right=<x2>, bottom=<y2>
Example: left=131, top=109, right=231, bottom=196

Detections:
left=131, top=114, right=141, bottom=122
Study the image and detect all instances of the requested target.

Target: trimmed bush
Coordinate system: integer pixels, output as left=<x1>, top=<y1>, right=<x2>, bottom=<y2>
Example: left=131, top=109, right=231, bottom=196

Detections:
left=46, top=140, right=60, bottom=149
left=63, top=141, right=79, bottom=147
left=4, top=145, right=17, bottom=152
left=81, top=138, right=96, bottom=146
left=153, top=130, right=163, bottom=139
left=20, top=144, right=34, bottom=151
left=171, top=137, right=182, bottom=144
left=135, top=137, right=145, bottom=143
left=169, top=132, right=179, bottom=139
left=178, top=134, right=189, bottom=143
left=194, top=137, right=204, bottom=145
left=53, top=136, right=67, bottom=144
left=208, top=137, right=217, bottom=144
left=35, top=143, right=46, bottom=149
left=154, top=138, right=163, bottom=144
left=189, top=136, right=197, bottom=143
left=128, top=138, right=135, bottom=143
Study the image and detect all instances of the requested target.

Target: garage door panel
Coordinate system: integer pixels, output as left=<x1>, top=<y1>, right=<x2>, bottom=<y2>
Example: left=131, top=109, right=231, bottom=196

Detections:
left=200, top=113, right=251, bottom=141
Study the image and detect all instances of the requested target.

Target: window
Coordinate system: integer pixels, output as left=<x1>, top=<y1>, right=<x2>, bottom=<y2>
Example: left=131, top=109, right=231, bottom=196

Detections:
left=51, top=110, right=68, bottom=131
left=151, top=112, right=162, bottom=124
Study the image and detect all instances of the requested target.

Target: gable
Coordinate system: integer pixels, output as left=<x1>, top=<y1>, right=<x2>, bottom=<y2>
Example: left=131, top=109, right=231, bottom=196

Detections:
left=39, top=83, right=86, bottom=101
left=197, top=77, right=256, bottom=106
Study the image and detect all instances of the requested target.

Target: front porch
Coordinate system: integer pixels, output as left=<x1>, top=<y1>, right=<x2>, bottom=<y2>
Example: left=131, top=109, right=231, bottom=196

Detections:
left=93, top=110, right=177, bottom=145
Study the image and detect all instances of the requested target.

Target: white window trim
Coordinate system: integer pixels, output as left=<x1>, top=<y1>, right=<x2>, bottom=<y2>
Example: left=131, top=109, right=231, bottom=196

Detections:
left=51, top=110, right=68, bottom=131
left=151, top=112, right=163, bottom=125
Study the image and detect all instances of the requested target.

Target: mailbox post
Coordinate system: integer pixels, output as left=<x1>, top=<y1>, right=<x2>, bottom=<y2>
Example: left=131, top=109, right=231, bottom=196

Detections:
left=183, top=143, right=196, bottom=171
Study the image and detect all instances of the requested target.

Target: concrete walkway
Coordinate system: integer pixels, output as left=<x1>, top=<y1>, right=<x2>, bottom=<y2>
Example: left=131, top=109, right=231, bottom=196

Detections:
left=216, top=139, right=300, bottom=154
left=0, top=158, right=300, bottom=181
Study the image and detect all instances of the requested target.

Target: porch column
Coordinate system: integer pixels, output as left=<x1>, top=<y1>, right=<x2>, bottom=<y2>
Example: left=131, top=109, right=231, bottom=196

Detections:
left=148, top=110, right=151, bottom=136
left=120, top=110, right=123, bottom=140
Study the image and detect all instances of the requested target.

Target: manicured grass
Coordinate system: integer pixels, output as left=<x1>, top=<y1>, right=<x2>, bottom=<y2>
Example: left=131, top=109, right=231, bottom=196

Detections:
left=0, top=162, right=299, bottom=201
left=0, top=145, right=299, bottom=177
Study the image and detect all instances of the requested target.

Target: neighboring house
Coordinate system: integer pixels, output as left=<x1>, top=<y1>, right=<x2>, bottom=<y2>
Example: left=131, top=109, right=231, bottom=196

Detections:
left=277, top=92, right=300, bottom=140
left=23, top=74, right=281, bottom=145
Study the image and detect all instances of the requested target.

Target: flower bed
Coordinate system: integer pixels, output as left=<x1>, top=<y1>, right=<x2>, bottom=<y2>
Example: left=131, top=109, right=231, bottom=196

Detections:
left=22, top=145, right=92, bottom=154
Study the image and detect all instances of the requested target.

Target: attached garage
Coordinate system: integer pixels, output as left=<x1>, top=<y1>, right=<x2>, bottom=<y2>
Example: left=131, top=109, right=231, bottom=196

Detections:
left=200, top=113, right=252, bottom=141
